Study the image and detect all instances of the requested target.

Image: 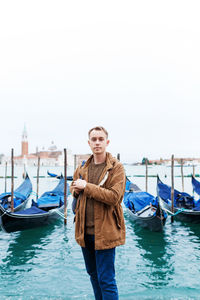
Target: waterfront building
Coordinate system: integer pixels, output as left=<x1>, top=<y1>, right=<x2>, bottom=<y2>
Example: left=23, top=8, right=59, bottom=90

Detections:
left=3, top=126, right=73, bottom=166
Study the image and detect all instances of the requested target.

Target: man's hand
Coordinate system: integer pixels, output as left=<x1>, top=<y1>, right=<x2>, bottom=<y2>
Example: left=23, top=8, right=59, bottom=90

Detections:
left=72, top=179, right=87, bottom=192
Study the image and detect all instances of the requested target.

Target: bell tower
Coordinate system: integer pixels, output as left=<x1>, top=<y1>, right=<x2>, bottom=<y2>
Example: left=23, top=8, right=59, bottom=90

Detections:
left=21, top=124, right=28, bottom=157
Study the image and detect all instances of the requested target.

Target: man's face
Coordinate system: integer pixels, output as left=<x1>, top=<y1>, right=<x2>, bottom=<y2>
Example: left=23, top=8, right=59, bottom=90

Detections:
left=88, top=130, right=109, bottom=155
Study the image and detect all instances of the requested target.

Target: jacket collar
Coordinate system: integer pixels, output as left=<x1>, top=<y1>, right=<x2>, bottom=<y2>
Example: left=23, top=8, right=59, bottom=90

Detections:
left=80, top=152, right=115, bottom=180
left=84, top=152, right=113, bottom=170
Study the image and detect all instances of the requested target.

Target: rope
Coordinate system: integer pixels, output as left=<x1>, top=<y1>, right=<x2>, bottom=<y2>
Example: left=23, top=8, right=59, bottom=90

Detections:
left=163, top=207, right=186, bottom=216
left=1, top=211, right=7, bottom=217
left=54, top=210, right=67, bottom=220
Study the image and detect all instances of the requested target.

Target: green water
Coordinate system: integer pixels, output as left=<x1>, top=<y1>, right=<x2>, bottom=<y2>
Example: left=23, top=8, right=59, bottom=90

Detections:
left=0, top=165, right=200, bottom=299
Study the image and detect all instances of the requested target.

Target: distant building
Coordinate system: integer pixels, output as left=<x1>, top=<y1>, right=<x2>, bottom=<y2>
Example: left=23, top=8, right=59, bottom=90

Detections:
left=148, top=157, right=200, bottom=166
left=74, top=153, right=91, bottom=168
left=0, top=154, right=5, bottom=164
left=22, top=124, right=28, bottom=157
left=4, top=125, right=73, bottom=166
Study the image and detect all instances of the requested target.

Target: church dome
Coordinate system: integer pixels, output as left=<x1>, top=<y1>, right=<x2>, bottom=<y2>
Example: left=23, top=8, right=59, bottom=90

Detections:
left=48, top=141, right=57, bottom=151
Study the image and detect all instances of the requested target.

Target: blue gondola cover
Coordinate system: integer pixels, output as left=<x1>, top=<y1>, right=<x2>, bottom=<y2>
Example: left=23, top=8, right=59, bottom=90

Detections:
left=192, top=176, right=200, bottom=196
left=124, top=180, right=158, bottom=212
left=17, top=206, right=47, bottom=215
left=0, top=175, right=32, bottom=208
left=157, top=179, right=200, bottom=210
left=37, top=177, right=69, bottom=208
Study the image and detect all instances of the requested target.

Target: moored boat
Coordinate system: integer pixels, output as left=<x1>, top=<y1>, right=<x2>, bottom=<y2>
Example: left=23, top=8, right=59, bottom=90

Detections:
left=157, top=177, right=200, bottom=223
left=0, top=176, right=69, bottom=233
left=0, top=174, right=32, bottom=212
left=123, top=178, right=167, bottom=232
left=47, top=171, right=73, bottom=181
left=47, top=170, right=60, bottom=178
left=192, top=175, right=200, bottom=198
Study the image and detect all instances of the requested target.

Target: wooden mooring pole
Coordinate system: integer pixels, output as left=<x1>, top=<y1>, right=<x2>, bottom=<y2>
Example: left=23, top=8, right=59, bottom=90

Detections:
left=117, top=153, right=120, bottom=161
left=145, top=159, right=148, bottom=192
left=64, top=148, right=67, bottom=225
left=11, top=149, right=14, bottom=212
left=4, top=161, right=7, bottom=193
left=193, top=165, right=195, bottom=177
left=171, top=154, right=174, bottom=223
left=180, top=159, right=184, bottom=192
left=23, top=163, right=26, bottom=179
left=36, top=156, right=40, bottom=200
left=74, top=154, right=77, bottom=172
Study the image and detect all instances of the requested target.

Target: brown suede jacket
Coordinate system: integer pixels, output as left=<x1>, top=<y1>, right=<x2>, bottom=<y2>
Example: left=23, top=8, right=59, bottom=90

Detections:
left=70, top=152, right=126, bottom=250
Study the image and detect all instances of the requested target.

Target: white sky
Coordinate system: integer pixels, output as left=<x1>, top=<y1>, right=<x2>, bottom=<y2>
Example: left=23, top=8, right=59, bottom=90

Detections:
left=0, top=0, right=200, bottom=163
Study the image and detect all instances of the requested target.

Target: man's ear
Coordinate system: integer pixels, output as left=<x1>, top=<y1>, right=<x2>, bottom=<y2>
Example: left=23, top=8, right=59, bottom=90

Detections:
left=106, top=139, right=110, bottom=146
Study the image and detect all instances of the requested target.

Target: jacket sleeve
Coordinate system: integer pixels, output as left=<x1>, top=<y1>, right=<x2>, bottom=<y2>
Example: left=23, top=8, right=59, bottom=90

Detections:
left=70, top=166, right=81, bottom=197
left=83, top=163, right=126, bottom=206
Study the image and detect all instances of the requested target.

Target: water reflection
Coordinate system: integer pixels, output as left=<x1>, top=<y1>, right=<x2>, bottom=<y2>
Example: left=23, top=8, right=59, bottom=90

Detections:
left=171, top=221, right=200, bottom=256
left=1, top=224, right=57, bottom=268
left=180, top=222, right=200, bottom=241
left=131, top=223, right=175, bottom=288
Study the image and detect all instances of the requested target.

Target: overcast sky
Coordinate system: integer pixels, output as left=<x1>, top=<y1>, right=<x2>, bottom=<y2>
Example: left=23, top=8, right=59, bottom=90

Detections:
left=0, top=0, right=200, bottom=163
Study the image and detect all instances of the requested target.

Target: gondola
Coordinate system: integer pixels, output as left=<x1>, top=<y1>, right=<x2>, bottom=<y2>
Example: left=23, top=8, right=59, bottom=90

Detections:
left=123, top=178, right=167, bottom=232
left=0, top=176, right=70, bottom=233
left=47, top=171, right=73, bottom=181
left=157, top=177, right=200, bottom=223
left=192, top=175, right=200, bottom=198
left=0, top=174, right=32, bottom=212
left=47, top=170, right=60, bottom=178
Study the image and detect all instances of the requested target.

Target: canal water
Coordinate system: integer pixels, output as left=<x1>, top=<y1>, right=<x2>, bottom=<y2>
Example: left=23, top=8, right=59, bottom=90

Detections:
left=0, top=164, right=200, bottom=299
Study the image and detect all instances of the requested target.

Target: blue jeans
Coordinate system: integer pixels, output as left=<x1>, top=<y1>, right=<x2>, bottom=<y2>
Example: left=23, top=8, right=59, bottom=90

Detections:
left=81, top=235, right=118, bottom=300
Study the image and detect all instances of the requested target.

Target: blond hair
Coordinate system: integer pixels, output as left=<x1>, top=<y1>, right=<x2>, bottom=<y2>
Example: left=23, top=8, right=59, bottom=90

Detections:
left=88, top=126, right=108, bottom=138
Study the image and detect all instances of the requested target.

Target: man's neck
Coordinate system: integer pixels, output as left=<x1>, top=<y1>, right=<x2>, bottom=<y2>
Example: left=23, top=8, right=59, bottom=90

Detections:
left=93, top=152, right=107, bottom=164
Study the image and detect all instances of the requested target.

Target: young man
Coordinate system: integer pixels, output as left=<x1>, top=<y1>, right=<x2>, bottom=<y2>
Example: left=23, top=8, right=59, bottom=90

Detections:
left=70, top=126, right=126, bottom=300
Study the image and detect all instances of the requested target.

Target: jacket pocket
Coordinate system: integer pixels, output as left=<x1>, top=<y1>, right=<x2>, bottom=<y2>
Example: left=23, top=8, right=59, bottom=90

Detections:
left=113, top=208, right=121, bottom=229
